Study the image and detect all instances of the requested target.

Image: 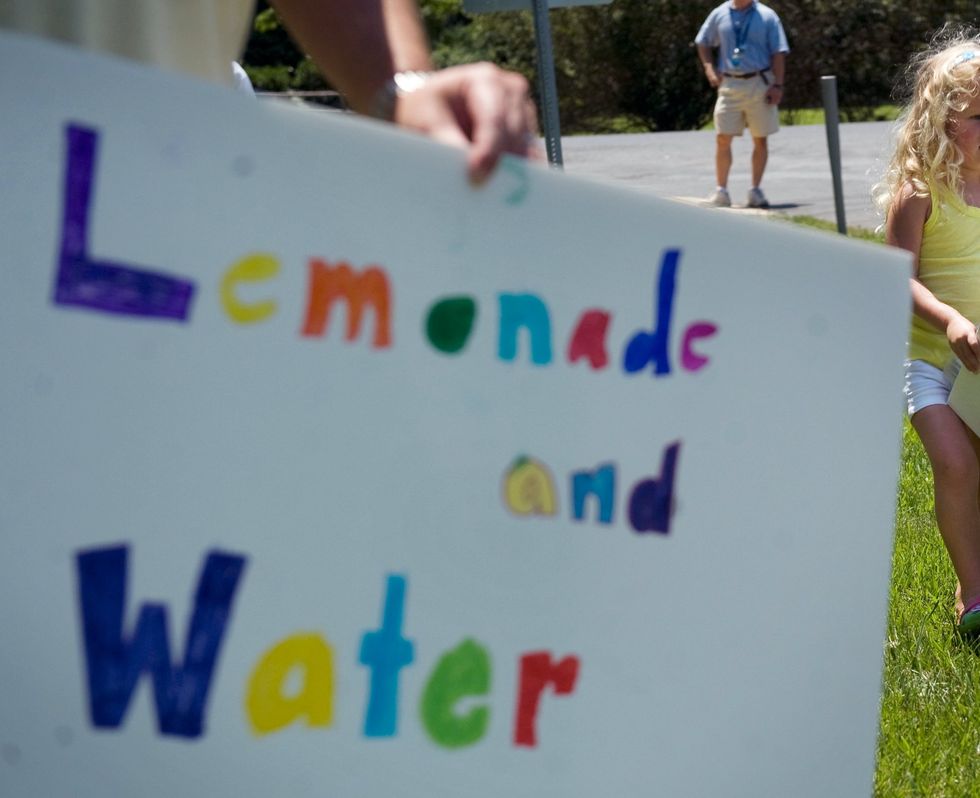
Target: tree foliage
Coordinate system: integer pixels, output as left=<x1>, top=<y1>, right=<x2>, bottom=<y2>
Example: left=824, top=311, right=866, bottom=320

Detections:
left=241, top=0, right=979, bottom=132
left=776, top=0, right=978, bottom=120
left=240, top=1, right=330, bottom=93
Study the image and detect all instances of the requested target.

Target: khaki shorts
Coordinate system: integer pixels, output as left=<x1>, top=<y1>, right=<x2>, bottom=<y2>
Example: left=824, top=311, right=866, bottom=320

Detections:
left=714, top=75, right=779, bottom=137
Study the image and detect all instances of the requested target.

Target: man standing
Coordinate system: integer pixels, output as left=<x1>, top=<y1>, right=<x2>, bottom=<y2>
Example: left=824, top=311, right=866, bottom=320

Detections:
left=695, top=0, right=789, bottom=208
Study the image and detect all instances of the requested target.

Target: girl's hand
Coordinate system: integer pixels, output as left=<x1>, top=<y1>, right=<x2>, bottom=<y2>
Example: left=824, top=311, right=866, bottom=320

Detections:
left=947, top=315, right=980, bottom=372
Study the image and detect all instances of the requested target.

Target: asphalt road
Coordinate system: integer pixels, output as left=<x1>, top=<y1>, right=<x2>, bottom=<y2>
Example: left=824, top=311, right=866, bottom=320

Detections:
left=560, top=120, right=896, bottom=231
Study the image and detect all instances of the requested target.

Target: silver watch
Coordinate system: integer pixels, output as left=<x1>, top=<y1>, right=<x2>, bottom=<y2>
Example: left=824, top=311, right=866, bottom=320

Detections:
left=371, top=70, right=433, bottom=121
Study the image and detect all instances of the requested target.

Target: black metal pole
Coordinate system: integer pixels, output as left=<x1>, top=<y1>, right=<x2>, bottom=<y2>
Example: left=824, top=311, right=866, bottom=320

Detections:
left=531, top=0, right=563, bottom=168
left=821, top=75, right=847, bottom=235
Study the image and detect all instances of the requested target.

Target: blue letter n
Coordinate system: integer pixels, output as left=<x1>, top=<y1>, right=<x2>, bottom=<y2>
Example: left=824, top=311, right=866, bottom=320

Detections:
left=76, top=545, right=247, bottom=738
left=498, top=293, right=553, bottom=365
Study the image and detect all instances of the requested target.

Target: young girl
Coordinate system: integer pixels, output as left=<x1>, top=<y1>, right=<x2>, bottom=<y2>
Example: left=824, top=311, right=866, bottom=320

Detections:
left=876, top=31, right=980, bottom=634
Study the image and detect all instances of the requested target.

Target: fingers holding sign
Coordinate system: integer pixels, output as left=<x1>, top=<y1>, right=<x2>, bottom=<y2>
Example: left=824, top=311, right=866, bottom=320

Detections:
left=270, top=0, right=541, bottom=185
left=395, top=63, right=542, bottom=185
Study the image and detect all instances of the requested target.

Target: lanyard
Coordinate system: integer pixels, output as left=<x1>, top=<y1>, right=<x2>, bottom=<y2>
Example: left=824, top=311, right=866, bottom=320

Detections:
left=728, top=3, right=755, bottom=52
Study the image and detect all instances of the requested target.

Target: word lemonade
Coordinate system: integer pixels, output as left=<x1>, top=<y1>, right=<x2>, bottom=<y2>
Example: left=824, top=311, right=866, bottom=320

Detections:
left=58, top=123, right=720, bottom=749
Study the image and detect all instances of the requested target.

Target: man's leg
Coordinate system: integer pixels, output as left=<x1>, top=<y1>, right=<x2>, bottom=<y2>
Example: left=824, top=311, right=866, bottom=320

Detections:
left=750, top=136, right=768, bottom=187
left=746, top=135, right=771, bottom=207
left=715, top=133, right=734, bottom=189
left=709, top=86, right=738, bottom=206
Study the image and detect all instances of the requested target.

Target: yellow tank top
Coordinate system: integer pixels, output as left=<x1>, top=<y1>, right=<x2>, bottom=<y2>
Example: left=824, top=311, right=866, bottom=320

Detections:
left=908, top=193, right=980, bottom=368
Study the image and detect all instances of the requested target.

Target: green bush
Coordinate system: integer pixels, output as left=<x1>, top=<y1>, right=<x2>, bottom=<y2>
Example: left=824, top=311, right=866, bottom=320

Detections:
left=243, top=64, right=294, bottom=93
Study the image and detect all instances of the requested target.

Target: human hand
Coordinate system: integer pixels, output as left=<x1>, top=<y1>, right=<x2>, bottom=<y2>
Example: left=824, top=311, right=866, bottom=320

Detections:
left=765, top=84, right=783, bottom=106
left=393, top=62, right=542, bottom=184
left=705, top=66, right=721, bottom=89
left=947, top=315, right=980, bottom=372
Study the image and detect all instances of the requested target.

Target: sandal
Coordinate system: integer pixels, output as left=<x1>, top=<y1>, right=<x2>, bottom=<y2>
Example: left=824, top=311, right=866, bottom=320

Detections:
left=958, top=597, right=980, bottom=635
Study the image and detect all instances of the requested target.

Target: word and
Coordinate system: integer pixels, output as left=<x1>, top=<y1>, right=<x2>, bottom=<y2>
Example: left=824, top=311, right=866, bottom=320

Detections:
left=503, top=441, right=681, bottom=534
left=76, top=545, right=580, bottom=749
left=54, top=123, right=719, bottom=377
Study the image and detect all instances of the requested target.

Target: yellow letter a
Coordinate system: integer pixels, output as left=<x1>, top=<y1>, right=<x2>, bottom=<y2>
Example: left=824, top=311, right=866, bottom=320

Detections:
left=245, top=633, right=334, bottom=735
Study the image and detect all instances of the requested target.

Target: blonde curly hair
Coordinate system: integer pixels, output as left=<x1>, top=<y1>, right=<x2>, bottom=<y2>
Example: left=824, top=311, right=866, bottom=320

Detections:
left=874, top=27, right=980, bottom=216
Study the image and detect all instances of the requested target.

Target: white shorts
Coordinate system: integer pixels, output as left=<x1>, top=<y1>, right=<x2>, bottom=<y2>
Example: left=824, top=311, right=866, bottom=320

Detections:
left=905, top=358, right=960, bottom=416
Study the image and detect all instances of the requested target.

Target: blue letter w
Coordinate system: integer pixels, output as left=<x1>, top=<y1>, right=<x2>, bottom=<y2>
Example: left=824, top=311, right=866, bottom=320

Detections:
left=76, top=545, right=247, bottom=738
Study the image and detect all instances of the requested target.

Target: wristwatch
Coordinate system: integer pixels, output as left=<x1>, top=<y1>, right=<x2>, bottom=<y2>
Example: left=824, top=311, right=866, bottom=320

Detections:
left=371, top=70, right=433, bottom=121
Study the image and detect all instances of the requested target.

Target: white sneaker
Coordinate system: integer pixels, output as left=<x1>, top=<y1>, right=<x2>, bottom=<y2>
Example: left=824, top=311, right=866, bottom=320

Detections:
left=708, top=187, right=731, bottom=207
left=747, top=187, right=770, bottom=208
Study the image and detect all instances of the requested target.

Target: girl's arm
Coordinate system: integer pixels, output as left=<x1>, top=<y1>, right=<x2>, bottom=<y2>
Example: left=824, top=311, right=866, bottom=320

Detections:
left=887, top=184, right=980, bottom=372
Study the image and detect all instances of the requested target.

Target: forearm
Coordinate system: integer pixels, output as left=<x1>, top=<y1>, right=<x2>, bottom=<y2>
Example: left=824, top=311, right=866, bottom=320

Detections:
left=697, top=44, right=718, bottom=85
left=769, top=51, right=785, bottom=85
left=270, top=0, right=397, bottom=114
left=697, top=45, right=714, bottom=72
left=271, top=0, right=539, bottom=183
left=911, top=279, right=972, bottom=333
left=382, top=0, right=433, bottom=72
left=914, top=278, right=980, bottom=369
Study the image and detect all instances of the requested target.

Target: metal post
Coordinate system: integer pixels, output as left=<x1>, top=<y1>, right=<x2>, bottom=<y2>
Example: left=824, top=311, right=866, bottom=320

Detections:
left=530, top=0, right=563, bottom=168
left=820, top=75, right=847, bottom=235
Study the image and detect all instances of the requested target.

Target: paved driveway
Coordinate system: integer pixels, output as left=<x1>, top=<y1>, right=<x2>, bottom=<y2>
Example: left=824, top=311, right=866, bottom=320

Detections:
left=561, top=121, right=896, bottom=232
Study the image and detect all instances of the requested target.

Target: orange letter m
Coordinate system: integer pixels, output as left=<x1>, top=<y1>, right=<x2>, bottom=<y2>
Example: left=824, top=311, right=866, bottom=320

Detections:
left=301, top=259, right=392, bottom=348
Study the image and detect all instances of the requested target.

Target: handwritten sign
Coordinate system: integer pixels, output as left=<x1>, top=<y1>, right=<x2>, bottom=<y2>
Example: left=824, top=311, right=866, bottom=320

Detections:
left=0, top=31, right=909, bottom=798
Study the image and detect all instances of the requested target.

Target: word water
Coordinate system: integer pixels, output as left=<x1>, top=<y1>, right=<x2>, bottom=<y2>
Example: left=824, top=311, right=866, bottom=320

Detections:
left=503, top=440, right=681, bottom=534
left=76, top=545, right=580, bottom=748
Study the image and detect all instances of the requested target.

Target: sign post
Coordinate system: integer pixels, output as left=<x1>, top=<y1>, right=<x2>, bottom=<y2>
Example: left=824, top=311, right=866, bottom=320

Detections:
left=821, top=75, right=848, bottom=235
left=530, top=0, right=563, bottom=166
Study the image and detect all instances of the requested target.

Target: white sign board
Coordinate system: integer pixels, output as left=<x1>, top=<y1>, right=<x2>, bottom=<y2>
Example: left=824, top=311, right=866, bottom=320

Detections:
left=0, top=32, right=909, bottom=798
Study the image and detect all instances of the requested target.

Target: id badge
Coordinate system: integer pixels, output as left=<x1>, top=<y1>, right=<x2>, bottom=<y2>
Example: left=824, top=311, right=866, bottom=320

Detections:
left=731, top=47, right=742, bottom=67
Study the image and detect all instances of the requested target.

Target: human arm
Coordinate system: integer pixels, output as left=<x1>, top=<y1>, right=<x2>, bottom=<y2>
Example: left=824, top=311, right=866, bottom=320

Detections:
left=887, top=185, right=980, bottom=372
left=269, top=0, right=395, bottom=114
left=696, top=44, right=720, bottom=88
left=393, top=62, right=540, bottom=185
left=269, top=0, right=539, bottom=183
left=765, top=51, right=785, bottom=105
left=379, top=0, right=541, bottom=184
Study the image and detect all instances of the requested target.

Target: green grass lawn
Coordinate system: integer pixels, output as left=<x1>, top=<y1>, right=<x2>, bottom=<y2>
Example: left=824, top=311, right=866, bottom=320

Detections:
left=573, top=105, right=901, bottom=135
left=876, top=422, right=980, bottom=797
left=780, top=104, right=901, bottom=126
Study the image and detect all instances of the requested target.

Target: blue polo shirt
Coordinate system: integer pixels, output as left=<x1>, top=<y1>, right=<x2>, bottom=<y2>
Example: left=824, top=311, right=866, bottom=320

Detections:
left=695, top=1, right=789, bottom=75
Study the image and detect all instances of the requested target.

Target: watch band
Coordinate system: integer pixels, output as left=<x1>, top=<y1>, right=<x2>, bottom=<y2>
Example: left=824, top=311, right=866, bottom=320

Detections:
left=370, top=70, right=433, bottom=121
